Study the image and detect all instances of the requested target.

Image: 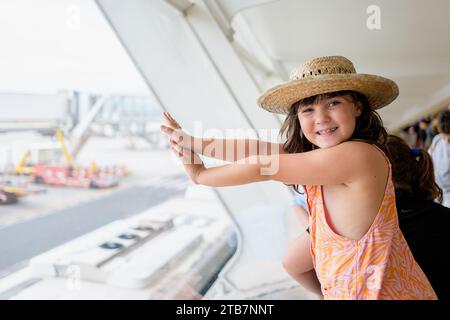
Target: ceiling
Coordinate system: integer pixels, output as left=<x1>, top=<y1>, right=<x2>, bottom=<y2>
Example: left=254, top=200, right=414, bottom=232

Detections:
left=217, top=0, right=450, bottom=130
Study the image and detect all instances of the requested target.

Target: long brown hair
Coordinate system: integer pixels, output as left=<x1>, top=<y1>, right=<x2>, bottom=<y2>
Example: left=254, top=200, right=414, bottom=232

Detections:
left=386, top=134, right=442, bottom=202
left=279, top=90, right=388, bottom=193
left=438, top=109, right=450, bottom=134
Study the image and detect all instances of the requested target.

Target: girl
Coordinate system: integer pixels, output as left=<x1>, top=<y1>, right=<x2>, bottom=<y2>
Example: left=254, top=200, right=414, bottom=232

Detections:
left=160, top=56, right=437, bottom=300
left=283, top=134, right=450, bottom=299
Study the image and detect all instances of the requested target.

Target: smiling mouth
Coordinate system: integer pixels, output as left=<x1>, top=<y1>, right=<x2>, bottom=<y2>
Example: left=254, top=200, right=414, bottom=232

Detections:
left=316, top=127, right=338, bottom=135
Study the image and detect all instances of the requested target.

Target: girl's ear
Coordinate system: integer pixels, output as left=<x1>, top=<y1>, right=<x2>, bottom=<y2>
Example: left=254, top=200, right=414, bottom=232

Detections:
left=355, top=102, right=363, bottom=117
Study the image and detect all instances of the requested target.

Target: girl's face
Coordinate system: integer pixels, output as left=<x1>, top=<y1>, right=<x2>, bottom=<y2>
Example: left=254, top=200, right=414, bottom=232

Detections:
left=297, top=94, right=362, bottom=149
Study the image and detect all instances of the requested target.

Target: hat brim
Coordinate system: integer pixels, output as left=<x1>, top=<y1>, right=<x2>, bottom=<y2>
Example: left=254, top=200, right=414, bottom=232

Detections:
left=257, top=74, right=399, bottom=114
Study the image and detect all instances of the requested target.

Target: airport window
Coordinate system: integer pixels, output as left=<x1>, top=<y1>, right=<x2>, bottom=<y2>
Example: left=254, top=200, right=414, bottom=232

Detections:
left=0, top=0, right=236, bottom=299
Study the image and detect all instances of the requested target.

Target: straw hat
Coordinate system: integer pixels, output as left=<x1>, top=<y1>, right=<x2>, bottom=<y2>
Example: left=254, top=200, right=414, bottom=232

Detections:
left=257, top=56, right=399, bottom=114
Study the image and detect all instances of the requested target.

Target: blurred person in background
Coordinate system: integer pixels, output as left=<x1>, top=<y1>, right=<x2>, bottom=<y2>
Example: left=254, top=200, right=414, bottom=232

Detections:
left=406, top=125, right=419, bottom=147
left=418, top=119, right=428, bottom=148
left=428, top=110, right=450, bottom=207
left=386, top=134, right=450, bottom=299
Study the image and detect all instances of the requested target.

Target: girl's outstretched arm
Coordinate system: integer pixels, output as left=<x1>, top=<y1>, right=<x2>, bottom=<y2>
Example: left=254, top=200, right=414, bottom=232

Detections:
left=161, top=112, right=285, bottom=162
left=195, top=156, right=266, bottom=186
left=190, top=141, right=377, bottom=187
left=167, top=139, right=273, bottom=186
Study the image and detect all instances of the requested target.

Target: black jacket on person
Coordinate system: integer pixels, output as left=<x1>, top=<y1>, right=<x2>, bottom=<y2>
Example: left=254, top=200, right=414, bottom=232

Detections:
left=396, top=189, right=450, bottom=300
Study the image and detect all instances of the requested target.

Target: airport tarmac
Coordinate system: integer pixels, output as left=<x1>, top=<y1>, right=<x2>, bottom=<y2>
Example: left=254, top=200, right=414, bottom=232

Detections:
left=0, top=135, right=187, bottom=227
left=0, top=134, right=196, bottom=273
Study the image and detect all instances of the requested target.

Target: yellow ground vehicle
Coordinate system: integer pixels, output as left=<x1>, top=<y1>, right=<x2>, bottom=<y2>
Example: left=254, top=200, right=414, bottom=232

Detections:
left=14, top=128, right=128, bottom=182
left=0, top=188, right=18, bottom=204
left=13, top=96, right=128, bottom=181
left=0, top=180, right=46, bottom=205
left=14, top=149, right=34, bottom=175
left=14, top=128, right=70, bottom=176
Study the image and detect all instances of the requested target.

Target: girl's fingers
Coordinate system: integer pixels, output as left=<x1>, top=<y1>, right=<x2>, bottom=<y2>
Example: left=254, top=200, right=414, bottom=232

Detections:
left=163, top=112, right=173, bottom=122
left=163, top=112, right=174, bottom=125
left=163, top=117, right=181, bottom=133
left=164, top=112, right=182, bottom=129
left=170, top=140, right=184, bottom=154
left=170, top=138, right=182, bottom=146
left=169, top=138, right=178, bottom=146
left=168, top=113, right=179, bottom=126
left=171, top=145, right=183, bottom=157
left=160, top=125, right=180, bottom=141
left=160, top=125, right=173, bottom=135
left=163, top=116, right=177, bottom=129
left=171, top=141, right=195, bottom=163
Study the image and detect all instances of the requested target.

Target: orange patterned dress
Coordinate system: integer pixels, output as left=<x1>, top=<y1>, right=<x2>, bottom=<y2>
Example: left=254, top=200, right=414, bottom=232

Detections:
left=305, top=147, right=437, bottom=300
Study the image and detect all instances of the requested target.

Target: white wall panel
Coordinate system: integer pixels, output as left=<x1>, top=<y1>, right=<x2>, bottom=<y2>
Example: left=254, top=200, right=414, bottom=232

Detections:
left=96, top=0, right=294, bottom=292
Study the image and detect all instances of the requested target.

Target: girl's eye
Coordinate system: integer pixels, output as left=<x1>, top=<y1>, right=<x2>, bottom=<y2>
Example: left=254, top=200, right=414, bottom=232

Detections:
left=301, top=108, right=313, bottom=113
left=328, top=100, right=340, bottom=107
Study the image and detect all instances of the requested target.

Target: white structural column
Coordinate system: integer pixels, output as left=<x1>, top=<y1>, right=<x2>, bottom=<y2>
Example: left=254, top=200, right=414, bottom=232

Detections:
left=95, top=0, right=294, bottom=294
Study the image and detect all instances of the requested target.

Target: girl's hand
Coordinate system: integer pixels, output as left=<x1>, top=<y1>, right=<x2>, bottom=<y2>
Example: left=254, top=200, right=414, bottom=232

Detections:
left=168, top=134, right=205, bottom=184
left=160, top=112, right=194, bottom=151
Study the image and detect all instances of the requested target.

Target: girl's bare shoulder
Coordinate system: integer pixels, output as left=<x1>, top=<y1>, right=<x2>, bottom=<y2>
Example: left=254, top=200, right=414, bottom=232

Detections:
left=337, top=141, right=389, bottom=176
left=337, top=140, right=386, bottom=160
left=270, top=140, right=387, bottom=186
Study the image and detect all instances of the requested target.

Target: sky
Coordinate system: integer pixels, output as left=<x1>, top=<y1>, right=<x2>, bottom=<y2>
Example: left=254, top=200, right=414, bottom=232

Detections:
left=0, top=0, right=149, bottom=95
